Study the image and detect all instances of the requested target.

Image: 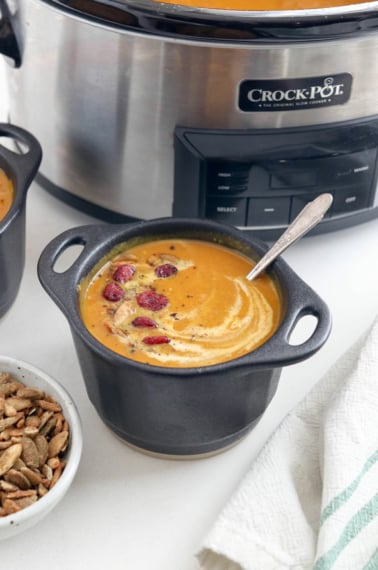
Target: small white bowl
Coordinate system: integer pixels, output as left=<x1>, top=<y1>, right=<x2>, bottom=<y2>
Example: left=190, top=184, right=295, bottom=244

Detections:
left=0, top=356, right=82, bottom=539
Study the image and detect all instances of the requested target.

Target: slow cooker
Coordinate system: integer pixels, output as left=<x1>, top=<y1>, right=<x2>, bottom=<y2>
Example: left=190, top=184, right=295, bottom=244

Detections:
left=1, top=0, right=378, bottom=238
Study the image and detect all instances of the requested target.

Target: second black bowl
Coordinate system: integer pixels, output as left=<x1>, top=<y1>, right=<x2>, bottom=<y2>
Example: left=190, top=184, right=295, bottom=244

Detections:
left=0, top=123, right=42, bottom=317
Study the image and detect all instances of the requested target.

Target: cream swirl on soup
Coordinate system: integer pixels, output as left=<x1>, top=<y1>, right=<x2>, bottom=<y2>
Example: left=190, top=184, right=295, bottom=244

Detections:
left=79, top=239, right=281, bottom=368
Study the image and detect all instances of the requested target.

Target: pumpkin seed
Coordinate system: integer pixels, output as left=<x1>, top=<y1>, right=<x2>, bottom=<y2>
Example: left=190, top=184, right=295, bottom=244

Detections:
left=0, top=372, right=70, bottom=517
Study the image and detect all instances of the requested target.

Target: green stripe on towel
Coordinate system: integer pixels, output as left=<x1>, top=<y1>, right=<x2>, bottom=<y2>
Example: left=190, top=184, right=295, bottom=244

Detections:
left=314, top=492, right=378, bottom=570
left=320, top=449, right=378, bottom=525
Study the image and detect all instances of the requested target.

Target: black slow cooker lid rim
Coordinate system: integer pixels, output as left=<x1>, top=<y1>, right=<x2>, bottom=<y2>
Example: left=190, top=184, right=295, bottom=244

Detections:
left=41, top=0, right=378, bottom=42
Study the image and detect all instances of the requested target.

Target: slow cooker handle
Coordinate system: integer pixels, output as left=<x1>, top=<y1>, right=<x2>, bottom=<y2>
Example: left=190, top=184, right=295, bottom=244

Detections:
left=0, top=1, right=21, bottom=67
left=0, top=123, right=43, bottom=190
left=250, top=278, right=332, bottom=368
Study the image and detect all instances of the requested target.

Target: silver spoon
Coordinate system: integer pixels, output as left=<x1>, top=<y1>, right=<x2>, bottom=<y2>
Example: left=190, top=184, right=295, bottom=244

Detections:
left=246, top=193, right=333, bottom=282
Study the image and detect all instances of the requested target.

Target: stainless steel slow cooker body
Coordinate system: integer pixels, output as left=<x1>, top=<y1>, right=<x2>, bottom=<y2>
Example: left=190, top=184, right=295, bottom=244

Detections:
left=1, top=0, right=378, bottom=236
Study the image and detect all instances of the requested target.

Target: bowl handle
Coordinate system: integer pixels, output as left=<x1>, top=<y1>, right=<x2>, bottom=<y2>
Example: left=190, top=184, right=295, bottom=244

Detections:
left=250, top=276, right=332, bottom=367
left=37, top=224, right=123, bottom=314
left=0, top=123, right=42, bottom=188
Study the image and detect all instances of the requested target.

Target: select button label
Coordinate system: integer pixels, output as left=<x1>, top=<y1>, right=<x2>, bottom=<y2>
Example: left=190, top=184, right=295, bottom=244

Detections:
left=206, top=197, right=247, bottom=225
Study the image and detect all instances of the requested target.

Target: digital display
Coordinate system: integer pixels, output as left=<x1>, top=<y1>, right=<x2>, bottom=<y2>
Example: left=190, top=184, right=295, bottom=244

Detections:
left=270, top=170, right=317, bottom=189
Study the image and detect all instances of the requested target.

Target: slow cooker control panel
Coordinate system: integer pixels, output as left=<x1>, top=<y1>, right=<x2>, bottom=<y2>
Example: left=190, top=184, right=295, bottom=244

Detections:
left=173, top=120, right=378, bottom=238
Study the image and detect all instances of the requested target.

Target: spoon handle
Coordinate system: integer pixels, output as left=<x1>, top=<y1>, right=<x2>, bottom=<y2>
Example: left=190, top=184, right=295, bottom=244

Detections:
left=246, top=193, right=333, bottom=282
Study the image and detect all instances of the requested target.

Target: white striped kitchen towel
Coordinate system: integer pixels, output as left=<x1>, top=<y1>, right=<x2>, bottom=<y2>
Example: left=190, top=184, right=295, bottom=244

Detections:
left=197, top=316, right=378, bottom=570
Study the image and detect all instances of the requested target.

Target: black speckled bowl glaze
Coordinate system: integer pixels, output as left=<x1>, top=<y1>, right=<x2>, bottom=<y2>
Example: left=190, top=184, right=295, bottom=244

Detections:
left=0, top=124, right=42, bottom=318
left=37, top=218, right=331, bottom=457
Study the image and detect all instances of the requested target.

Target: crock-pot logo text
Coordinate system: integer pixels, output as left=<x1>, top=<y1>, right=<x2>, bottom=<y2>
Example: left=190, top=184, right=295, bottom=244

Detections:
left=238, top=74, right=353, bottom=112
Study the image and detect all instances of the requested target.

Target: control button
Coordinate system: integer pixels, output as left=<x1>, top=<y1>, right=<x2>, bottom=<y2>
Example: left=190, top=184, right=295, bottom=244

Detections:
left=212, top=170, right=248, bottom=180
left=208, top=162, right=250, bottom=179
left=270, top=170, right=317, bottom=189
left=332, top=186, right=371, bottom=215
left=207, top=163, right=249, bottom=195
left=290, top=194, right=333, bottom=221
left=208, top=182, right=248, bottom=195
left=247, top=197, right=291, bottom=227
left=206, top=197, right=247, bottom=226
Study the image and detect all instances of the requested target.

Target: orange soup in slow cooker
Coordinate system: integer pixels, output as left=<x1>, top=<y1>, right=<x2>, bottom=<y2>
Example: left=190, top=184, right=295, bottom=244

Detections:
left=155, top=0, right=368, bottom=10
left=79, top=238, right=282, bottom=368
left=0, top=170, right=13, bottom=221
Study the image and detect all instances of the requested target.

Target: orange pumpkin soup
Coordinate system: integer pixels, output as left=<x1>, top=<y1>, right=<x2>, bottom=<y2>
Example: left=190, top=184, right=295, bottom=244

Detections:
left=79, top=238, right=282, bottom=368
left=155, top=0, right=368, bottom=10
left=0, top=170, right=13, bottom=222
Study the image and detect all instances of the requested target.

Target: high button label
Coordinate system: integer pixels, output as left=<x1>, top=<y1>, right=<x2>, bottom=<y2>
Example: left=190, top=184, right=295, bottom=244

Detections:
left=238, top=74, right=353, bottom=112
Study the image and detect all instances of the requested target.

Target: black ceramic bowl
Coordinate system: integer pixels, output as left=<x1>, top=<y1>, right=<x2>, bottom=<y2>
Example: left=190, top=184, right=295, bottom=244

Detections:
left=37, top=218, right=331, bottom=457
left=0, top=124, right=42, bottom=317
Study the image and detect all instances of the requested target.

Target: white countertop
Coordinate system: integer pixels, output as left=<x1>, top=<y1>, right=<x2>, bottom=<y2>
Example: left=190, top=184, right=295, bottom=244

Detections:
left=1, top=61, right=378, bottom=570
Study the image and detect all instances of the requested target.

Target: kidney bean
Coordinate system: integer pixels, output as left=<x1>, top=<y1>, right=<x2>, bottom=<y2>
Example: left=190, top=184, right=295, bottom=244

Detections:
left=155, top=264, right=178, bottom=278
left=103, top=283, right=124, bottom=302
left=113, top=264, right=136, bottom=283
left=142, top=336, right=170, bottom=345
left=131, top=317, right=158, bottom=328
left=137, top=291, right=169, bottom=311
